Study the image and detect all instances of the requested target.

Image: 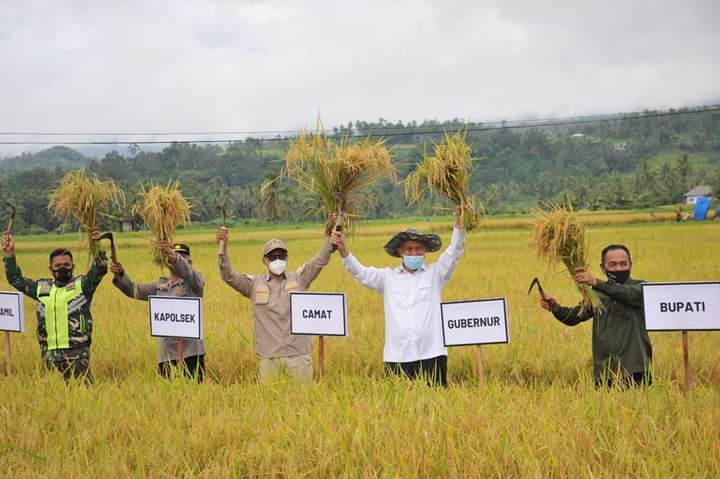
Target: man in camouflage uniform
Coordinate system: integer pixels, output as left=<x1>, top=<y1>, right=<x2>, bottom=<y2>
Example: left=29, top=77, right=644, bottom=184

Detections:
left=2, top=231, right=108, bottom=384
left=110, top=241, right=206, bottom=382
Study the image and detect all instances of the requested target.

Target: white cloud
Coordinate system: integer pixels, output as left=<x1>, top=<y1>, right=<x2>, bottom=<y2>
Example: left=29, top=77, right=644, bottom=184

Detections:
left=0, top=0, right=718, bottom=154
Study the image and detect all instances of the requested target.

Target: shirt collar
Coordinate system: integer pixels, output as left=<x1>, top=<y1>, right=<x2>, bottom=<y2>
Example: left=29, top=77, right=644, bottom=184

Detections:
left=265, top=273, right=287, bottom=282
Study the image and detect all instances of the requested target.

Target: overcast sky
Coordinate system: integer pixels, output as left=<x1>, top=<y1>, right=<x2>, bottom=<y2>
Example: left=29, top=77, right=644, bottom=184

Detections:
left=1, top=0, right=719, bottom=153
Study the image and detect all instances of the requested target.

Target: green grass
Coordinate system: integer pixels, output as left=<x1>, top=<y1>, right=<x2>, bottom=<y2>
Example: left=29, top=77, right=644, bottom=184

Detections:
left=1, top=215, right=719, bottom=477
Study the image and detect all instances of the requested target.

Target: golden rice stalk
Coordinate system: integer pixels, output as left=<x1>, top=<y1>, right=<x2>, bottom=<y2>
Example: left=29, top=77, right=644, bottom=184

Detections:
left=285, top=126, right=395, bottom=235
left=133, top=181, right=191, bottom=266
left=530, top=199, right=603, bottom=313
left=49, top=169, right=125, bottom=258
left=259, top=175, right=282, bottom=221
left=403, top=130, right=481, bottom=231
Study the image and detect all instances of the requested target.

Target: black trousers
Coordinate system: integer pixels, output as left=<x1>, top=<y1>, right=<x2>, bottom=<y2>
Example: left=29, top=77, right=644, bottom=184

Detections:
left=386, top=355, right=448, bottom=387
left=158, top=354, right=205, bottom=383
left=596, top=371, right=652, bottom=388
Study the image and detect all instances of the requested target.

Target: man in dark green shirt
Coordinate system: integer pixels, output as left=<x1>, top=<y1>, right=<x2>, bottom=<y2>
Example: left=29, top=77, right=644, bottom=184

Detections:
left=540, top=244, right=652, bottom=387
left=2, top=231, right=107, bottom=384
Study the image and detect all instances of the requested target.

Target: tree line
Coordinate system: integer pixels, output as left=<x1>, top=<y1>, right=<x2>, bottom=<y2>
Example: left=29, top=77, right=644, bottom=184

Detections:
left=1, top=108, right=719, bottom=233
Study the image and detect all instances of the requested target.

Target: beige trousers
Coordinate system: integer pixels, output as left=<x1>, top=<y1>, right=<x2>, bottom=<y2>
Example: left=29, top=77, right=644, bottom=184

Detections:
left=258, top=353, right=313, bottom=384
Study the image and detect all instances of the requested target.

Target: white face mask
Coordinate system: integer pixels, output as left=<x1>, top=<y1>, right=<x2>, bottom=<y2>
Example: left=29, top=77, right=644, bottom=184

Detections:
left=268, top=259, right=287, bottom=275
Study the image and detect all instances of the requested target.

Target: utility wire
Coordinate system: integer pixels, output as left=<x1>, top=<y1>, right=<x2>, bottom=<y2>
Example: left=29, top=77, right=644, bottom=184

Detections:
left=0, top=104, right=718, bottom=146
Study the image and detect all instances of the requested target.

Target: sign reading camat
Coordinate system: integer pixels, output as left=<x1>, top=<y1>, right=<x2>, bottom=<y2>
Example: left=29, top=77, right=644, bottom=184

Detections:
left=148, top=296, right=203, bottom=339
left=441, top=298, right=509, bottom=346
left=290, top=292, right=347, bottom=336
left=0, top=291, right=24, bottom=333
left=642, top=282, right=720, bottom=331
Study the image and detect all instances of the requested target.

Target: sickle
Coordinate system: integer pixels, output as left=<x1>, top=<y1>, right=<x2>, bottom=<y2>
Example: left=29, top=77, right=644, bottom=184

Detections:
left=2, top=200, right=16, bottom=234
left=528, top=277, right=547, bottom=299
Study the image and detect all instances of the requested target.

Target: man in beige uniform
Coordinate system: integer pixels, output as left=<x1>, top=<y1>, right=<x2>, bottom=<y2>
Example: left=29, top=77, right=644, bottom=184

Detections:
left=217, top=227, right=334, bottom=383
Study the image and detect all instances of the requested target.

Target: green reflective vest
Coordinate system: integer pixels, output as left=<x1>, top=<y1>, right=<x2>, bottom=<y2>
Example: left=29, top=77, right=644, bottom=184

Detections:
left=37, top=278, right=85, bottom=351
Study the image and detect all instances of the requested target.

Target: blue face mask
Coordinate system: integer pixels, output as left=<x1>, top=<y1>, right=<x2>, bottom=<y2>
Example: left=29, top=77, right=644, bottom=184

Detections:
left=402, top=255, right=424, bottom=271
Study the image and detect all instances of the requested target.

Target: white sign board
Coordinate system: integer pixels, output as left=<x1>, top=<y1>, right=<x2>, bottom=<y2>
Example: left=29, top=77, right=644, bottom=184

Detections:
left=148, top=296, right=203, bottom=339
left=441, top=298, right=510, bottom=346
left=642, top=282, right=720, bottom=331
left=0, top=291, right=24, bottom=333
left=290, top=292, right=347, bottom=336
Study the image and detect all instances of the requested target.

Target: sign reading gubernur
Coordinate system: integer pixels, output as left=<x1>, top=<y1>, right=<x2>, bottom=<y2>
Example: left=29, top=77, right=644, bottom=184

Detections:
left=148, top=296, right=203, bottom=339
left=0, top=291, right=24, bottom=333
left=642, top=282, right=720, bottom=331
left=290, top=292, right=347, bottom=336
left=441, top=298, right=509, bottom=346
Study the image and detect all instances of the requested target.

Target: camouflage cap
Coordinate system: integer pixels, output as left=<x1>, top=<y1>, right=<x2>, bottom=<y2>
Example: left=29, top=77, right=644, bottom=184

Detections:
left=383, top=228, right=442, bottom=258
left=262, top=238, right=288, bottom=258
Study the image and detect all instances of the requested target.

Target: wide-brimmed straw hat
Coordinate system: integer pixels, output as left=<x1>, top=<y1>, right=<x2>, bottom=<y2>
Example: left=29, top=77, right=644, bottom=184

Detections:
left=383, top=228, right=442, bottom=258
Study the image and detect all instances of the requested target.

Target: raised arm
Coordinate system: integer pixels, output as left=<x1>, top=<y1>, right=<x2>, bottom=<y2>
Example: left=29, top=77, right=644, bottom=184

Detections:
left=435, top=226, right=466, bottom=286
left=593, top=280, right=644, bottom=307
left=331, top=231, right=386, bottom=291
left=2, top=233, right=38, bottom=299
left=81, top=251, right=109, bottom=299
left=296, top=237, right=334, bottom=288
left=168, top=253, right=204, bottom=296
left=110, top=260, right=159, bottom=301
left=217, top=227, right=253, bottom=298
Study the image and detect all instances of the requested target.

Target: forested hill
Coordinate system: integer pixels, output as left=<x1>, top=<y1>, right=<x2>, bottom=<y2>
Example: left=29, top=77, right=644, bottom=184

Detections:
left=1, top=107, right=719, bottom=233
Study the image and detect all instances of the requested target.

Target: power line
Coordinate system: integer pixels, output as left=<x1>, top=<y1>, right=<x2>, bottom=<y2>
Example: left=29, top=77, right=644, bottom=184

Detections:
left=1, top=104, right=718, bottom=146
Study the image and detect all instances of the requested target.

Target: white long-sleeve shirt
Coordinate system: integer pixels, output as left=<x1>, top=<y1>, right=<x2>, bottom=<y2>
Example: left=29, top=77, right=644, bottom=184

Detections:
left=342, top=227, right=466, bottom=362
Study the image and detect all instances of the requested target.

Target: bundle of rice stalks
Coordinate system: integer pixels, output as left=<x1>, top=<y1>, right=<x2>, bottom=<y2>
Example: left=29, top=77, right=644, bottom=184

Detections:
left=49, top=169, right=125, bottom=258
left=403, top=130, right=481, bottom=231
left=259, top=174, right=283, bottom=222
left=133, top=181, right=191, bottom=266
left=285, top=127, right=394, bottom=235
left=531, top=199, right=603, bottom=313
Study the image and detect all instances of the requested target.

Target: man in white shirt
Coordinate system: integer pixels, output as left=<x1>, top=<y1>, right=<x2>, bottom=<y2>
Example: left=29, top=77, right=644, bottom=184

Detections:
left=330, top=211, right=465, bottom=386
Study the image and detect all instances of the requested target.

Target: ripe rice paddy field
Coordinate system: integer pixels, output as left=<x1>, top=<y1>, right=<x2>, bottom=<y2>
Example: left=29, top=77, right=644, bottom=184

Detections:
left=1, top=211, right=719, bottom=477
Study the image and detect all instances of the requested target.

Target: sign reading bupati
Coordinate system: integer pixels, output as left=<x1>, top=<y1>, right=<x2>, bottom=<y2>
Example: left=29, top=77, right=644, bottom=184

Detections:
left=642, top=282, right=720, bottom=331
left=290, top=292, right=347, bottom=336
left=0, top=291, right=24, bottom=333
left=148, top=296, right=203, bottom=339
left=441, top=298, right=509, bottom=347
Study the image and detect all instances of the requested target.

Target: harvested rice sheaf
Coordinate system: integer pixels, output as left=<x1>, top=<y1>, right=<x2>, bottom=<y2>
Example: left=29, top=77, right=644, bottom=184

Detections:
left=404, top=130, right=481, bottom=231
left=531, top=200, right=604, bottom=313
left=285, top=127, right=395, bottom=235
left=48, top=169, right=125, bottom=258
left=133, top=182, right=191, bottom=267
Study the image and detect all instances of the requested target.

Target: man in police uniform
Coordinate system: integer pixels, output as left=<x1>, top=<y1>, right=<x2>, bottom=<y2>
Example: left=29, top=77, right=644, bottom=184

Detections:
left=539, top=244, right=653, bottom=387
left=2, top=231, right=108, bottom=383
left=110, top=241, right=206, bottom=382
left=216, top=227, right=334, bottom=383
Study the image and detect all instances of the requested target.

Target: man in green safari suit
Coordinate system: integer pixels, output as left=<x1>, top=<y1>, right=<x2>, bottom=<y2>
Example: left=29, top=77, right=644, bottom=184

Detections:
left=539, top=244, right=653, bottom=387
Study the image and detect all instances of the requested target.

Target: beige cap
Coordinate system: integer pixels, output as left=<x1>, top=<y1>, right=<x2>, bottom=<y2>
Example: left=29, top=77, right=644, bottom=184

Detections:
left=262, top=238, right=288, bottom=257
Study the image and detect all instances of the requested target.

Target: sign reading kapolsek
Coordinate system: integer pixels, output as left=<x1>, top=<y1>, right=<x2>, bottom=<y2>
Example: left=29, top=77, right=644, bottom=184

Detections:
left=642, top=282, right=720, bottom=331
left=0, top=291, right=24, bottom=333
left=148, top=296, right=203, bottom=339
left=290, top=292, right=347, bottom=336
left=441, top=298, right=509, bottom=346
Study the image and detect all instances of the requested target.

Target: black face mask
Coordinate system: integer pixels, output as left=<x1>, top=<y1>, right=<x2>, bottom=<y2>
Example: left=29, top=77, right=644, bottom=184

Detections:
left=606, top=269, right=630, bottom=284
left=53, top=267, right=73, bottom=284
